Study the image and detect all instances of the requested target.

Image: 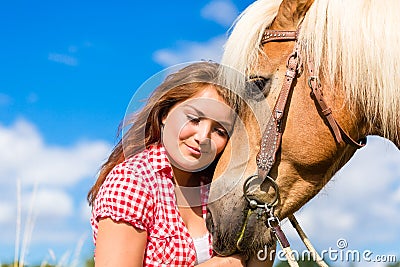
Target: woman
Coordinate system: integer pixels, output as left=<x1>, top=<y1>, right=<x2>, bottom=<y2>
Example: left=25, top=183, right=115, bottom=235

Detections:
left=87, top=62, right=245, bottom=266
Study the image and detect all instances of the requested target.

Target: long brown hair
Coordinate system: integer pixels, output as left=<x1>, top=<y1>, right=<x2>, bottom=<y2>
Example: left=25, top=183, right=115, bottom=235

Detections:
left=87, top=62, right=239, bottom=206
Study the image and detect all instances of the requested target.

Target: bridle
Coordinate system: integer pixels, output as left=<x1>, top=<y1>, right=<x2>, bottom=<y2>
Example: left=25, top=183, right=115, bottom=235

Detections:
left=237, top=27, right=367, bottom=266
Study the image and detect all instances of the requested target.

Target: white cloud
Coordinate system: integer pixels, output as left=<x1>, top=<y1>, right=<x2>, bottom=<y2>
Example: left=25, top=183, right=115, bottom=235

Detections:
left=0, top=118, right=110, bottom=187
left=281, top=136, right=400, bottom=258
left=201, top=0, right=238, bottom=27
left=23, top=188, right=74, bottom=219
left=153, top=36, right=226, bottom=67
left=48, top=53, right=78, bottom=66
left=153, top=2, right=236, bottom=67
left=0, top=118, right=111, bottom=251
left=392, top=186, right=400, bottom=203
left=79, top=200, right=92, bottom=222
left=0, top=202, right=15, bottom=224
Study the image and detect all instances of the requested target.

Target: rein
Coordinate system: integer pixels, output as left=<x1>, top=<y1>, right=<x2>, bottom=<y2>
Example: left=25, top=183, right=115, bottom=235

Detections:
left=238, top=28, right=367, bottom=267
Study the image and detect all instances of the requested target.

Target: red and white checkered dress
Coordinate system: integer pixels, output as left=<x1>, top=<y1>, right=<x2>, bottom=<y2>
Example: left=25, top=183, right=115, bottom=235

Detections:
left=91, top=143, right=213, bottom=266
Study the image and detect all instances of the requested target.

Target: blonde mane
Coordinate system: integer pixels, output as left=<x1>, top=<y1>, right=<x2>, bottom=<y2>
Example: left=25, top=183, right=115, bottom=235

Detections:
left=221, top=0, right=400, bottom=143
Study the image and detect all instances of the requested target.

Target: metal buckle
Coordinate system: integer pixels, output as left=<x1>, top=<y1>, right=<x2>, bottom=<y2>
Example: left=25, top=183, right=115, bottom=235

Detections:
left=265, top=203, right=280, bottom=228
left=267, top=216, right=280, bottom=228
left=308, top=76, right=320, bottom=89
left=286, top=51, right=298, bottom=69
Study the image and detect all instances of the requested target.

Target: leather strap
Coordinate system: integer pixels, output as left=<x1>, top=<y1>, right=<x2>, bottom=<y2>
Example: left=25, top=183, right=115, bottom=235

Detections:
left=261, top=30, right=297, bottom=44
left=273, top=225, right=290, bottom=248
left=275, top=52, right=300, bottom=122
left=307, top=61, right=366, bottom=148
left=256, top=44, right=301, bottom=179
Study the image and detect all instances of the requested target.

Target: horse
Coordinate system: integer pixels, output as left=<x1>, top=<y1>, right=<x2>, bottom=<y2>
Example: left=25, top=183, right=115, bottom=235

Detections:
left=206, top=0, right=400, bottom=265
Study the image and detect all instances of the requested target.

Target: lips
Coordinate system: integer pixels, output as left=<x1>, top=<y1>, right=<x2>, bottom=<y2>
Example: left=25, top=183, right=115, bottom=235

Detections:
left=185, top=143, right=201, bottom=156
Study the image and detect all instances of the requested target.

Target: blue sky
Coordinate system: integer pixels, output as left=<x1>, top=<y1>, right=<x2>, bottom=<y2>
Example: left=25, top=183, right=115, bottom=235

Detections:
left=0, top=1, right=399, bottom=266
left=0, top=0, right=252, bottom=265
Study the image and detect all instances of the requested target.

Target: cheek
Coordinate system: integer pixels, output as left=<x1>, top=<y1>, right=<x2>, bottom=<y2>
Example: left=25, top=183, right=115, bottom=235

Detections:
left=165, top=112, right=192, bottom=140
left=178, top=124, right=196, bottom=140
left=213, top=136, right=229, bottom=155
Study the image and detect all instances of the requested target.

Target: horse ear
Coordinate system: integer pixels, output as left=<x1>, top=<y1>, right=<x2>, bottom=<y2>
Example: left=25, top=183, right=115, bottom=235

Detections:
left=272, top=0, right=314, bottom=30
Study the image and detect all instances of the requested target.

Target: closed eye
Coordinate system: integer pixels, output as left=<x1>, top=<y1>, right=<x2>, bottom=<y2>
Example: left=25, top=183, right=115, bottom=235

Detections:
left=186, top=114, right=200, bottom=124
left=214, top=127, right=228, bottom=137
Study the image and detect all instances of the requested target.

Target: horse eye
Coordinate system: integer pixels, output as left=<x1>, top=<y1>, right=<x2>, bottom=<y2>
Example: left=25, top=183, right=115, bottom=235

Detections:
left=245, top=76, right=272, bottom=101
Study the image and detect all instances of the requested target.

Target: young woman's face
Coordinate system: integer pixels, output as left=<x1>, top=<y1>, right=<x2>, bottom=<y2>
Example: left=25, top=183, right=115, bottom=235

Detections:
left=162, top=86, right=235, bottom=172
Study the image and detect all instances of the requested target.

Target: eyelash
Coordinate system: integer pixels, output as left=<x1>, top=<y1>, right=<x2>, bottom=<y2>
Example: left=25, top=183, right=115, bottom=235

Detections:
left=186, top=114, right=200, bottom=124
left=186, top=115, right=228, bottom=137
left=215, top=128, right=228, bottom=137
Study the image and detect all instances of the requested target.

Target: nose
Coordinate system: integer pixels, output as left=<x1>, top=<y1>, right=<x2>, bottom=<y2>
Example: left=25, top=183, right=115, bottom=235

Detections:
left=194, top=121, right=212, bottom=144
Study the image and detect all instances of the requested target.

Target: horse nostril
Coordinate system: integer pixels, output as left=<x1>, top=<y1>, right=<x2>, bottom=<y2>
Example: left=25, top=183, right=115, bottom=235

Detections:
left=205, top=209, right=215, bottom=235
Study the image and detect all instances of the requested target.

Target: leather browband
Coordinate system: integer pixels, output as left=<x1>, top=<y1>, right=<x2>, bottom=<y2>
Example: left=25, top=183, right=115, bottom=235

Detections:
left=261, top=30, right=297, bottom=44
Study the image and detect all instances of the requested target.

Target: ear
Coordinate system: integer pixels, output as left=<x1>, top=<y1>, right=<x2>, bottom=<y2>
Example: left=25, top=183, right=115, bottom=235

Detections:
left=271, top=0, right=314, bottom=30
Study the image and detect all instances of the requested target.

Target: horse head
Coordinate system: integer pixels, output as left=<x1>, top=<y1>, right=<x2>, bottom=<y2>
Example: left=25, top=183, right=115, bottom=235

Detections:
left=206, top=0, right=400, bottom=261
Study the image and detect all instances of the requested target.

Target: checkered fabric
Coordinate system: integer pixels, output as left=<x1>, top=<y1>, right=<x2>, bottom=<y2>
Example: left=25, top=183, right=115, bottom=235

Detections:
left=91, top=143, right=212, bottom=266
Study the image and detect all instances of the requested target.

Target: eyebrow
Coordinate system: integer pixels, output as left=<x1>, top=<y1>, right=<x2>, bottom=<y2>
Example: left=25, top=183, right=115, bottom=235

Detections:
left=184, top=104, right=234, bottom=129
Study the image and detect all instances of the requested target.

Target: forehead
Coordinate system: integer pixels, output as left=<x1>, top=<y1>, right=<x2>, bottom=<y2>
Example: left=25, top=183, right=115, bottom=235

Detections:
left=178, top=86, right=235, bottom=127
left=190, top=85, right=225, bottom=101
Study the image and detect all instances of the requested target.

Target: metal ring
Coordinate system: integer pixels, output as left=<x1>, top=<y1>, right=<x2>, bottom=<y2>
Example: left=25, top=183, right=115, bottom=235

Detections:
left=308, top=76, right=319, bottom=89
left=243, top=174, right=280, bottom=208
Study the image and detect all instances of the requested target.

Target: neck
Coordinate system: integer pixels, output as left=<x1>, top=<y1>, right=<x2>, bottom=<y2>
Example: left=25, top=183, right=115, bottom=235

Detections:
left=171, top=166, right=201, bottom=187
left=172, top=166, right=205, bottom=208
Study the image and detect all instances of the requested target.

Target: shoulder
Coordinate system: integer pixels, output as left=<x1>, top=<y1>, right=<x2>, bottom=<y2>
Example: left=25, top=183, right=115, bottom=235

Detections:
left=92, top=147, right=162, bottom=230
left=104, top=149, right=154, bottom=193
left=103, top=144, right=172, bottom=193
